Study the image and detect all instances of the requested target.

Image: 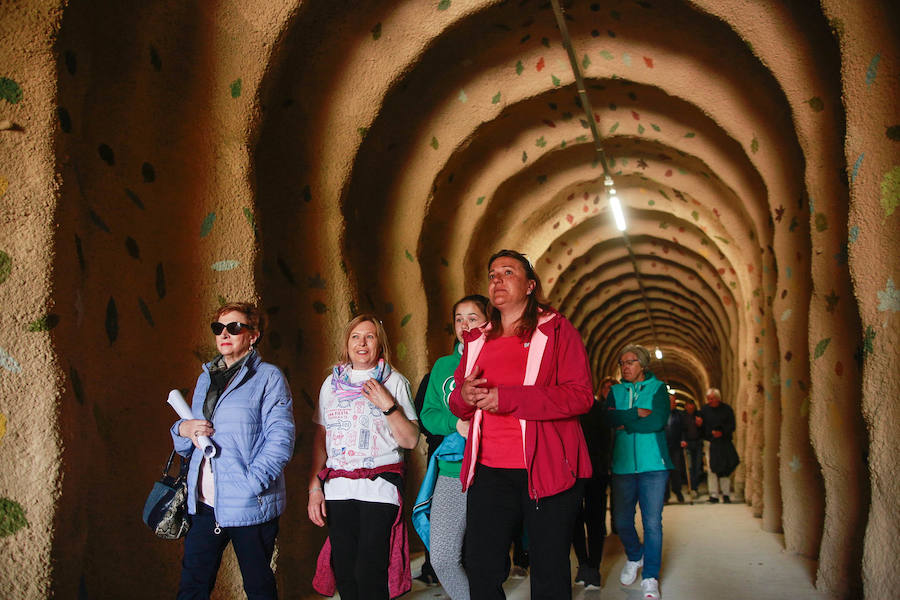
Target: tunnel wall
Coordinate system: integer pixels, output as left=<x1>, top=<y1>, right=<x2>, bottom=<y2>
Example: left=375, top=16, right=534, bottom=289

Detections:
left=0, top=1, right=897, bottom=599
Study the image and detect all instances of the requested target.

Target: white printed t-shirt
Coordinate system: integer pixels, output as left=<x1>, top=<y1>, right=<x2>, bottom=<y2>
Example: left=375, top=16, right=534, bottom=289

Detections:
left=315, top=366, right=416, bottom=505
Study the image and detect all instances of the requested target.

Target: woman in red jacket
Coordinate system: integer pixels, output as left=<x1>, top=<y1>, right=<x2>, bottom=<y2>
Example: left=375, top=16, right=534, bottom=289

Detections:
left=450, top=249, right=594, bottom=600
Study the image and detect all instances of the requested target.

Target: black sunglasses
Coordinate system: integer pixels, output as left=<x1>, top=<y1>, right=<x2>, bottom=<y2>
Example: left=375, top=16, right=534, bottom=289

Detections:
left=210, top=321, right=254, bottom=336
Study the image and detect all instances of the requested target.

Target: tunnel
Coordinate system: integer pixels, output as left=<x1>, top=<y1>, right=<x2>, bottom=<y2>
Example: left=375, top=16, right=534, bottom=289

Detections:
left=0, top=0, right=897, bottom=598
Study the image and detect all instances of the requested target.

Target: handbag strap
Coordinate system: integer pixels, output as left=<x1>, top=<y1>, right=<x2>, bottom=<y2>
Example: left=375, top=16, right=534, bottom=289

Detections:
left=163, top=449, right=190, bottom=478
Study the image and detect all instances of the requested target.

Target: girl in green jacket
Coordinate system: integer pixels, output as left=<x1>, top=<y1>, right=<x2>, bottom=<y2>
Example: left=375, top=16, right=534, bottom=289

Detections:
left=420, top=294, right=489, bottom=599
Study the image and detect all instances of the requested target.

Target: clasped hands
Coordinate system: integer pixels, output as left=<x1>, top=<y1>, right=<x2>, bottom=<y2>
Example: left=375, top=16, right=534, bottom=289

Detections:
left=460, top=366, right=500, bottom=413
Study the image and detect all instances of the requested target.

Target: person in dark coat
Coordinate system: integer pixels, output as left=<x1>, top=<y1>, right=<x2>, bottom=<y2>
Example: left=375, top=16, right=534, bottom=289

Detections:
left=697, top=388, right=739, bottom=503
left=679, top=400, right=703, bottom=498
left=664, top=395, right=685, bottom=503
left=413, top=372, right=441, bottom=586
left=572, top=376, right=616, bottom=589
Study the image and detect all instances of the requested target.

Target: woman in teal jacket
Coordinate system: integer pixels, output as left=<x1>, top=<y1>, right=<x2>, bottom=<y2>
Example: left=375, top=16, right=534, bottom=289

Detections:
left=419, top=294, right=489, bottom=599
left=607, top=344, right=671, bottom=600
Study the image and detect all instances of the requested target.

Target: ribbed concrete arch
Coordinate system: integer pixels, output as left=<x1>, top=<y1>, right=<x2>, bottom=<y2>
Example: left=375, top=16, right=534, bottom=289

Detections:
left=1, top=1, right=896, bottom=599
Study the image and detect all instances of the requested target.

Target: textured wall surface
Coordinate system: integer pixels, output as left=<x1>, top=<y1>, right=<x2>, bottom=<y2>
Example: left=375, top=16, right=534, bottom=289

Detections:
left=0, top=1, right=896, bottom=599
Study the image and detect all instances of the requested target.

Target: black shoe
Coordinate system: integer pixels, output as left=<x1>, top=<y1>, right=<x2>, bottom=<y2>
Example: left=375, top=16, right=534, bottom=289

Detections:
left=582, top=566, right=602, bottom=590
left=707, top=496, right=720, bottom=503
left=723, top=495, right=731, bottom=503
left=676, top=493, right=685, bottom=503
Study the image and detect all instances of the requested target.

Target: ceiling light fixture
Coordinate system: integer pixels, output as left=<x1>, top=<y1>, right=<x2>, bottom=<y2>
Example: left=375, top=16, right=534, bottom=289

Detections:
left=655, top=346, right=663, bottom=360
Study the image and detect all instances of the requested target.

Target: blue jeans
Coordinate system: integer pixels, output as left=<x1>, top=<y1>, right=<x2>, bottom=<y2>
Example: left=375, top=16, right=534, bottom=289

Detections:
left=611, top=470, right=669, bottom=580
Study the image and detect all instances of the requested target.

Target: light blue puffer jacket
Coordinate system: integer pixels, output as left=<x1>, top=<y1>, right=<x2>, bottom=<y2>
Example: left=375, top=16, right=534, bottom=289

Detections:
left=170, top=350, right=295, bottom=527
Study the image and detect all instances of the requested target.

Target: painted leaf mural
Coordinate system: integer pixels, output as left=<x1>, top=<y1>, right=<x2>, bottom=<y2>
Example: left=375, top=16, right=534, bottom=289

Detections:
left=0, top=78, right=23, bottom=104
left=0, top=498, right=28, bottom=537
left=0, top=250, right=10, bottom=284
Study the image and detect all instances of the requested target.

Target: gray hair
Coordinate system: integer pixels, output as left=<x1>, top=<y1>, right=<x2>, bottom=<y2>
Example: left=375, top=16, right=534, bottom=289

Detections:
left=706, top=388, right=721, bottom=400
left=619, top=344, right=651, bottom=368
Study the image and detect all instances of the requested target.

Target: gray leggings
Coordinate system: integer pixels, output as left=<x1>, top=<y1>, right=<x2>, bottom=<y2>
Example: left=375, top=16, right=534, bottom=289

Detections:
left=430, top=474, right=469, bottom=599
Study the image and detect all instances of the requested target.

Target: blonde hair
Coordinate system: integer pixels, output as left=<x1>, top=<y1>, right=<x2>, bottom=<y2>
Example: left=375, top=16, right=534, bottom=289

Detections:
left=706, top=387, right=721, bottom=400
left=338, top=314, right=391, bottom=366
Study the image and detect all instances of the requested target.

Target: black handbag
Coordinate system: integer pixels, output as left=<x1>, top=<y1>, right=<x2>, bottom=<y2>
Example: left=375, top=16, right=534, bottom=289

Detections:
left=142, top=449, right=191, bottom=539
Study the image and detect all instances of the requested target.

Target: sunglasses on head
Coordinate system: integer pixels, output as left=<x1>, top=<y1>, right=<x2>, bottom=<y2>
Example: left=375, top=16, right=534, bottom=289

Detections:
left=211, top=321, right=254, bottom=336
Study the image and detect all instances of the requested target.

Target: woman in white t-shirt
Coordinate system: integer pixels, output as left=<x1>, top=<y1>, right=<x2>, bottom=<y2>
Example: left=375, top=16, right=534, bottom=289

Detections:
left=308, top=314, right=419, bottom=600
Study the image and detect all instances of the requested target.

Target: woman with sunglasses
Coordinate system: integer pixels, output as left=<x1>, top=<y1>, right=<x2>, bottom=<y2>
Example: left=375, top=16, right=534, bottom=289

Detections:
left=606, top=344, right=672, bottom=600
left=171, top=302, right=295, bottom=600
left=308, top=314, right=419, bottom=600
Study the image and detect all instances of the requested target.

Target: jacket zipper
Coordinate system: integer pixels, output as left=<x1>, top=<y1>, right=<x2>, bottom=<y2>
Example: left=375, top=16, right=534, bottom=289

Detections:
left=205, top=356, right=251, bottom=535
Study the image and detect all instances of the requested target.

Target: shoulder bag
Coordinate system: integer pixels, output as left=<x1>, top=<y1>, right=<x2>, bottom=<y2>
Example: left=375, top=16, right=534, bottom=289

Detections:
left=142, top=449, right=191, bottom=539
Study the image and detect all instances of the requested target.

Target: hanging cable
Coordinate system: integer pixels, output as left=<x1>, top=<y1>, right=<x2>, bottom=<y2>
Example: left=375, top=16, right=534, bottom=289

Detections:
left=550, top=0, right=667, bottom=380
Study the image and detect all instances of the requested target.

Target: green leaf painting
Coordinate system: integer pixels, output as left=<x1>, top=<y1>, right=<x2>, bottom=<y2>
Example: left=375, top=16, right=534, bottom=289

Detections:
left=551, top=74, right=561, bottom=86
left=0, top=78, right=23, bottom=104
left=491, top=91, right=501, bottom=104
left=515, top=60, right=524, bottom=75
left=866, top=53, right=880, bottom=86
left=400, top=313, right=412, bottom=327
left=805, top=97, right=824, bottom=112
left=138, top=298, right=154, bottom=327
left=0, top=250, right=10, bottom=285
left=0, top=498, right=28, bottom=537
left=438, top=0, right=451, bottom=10
left=881, top=166, right=900, bottom=217
left=430, top=136, right=439, bottom=150
left=200, top=212, right=216, bottom=237
left=230, top=78, right=242, bottom=98
left=27, top=314, right=60, bottom=332
left=813, top=337, right=831, bottom=359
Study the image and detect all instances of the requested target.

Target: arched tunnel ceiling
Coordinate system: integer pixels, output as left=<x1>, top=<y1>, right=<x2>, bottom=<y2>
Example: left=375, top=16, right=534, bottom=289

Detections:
left=257, top=0, right=813, bottom=394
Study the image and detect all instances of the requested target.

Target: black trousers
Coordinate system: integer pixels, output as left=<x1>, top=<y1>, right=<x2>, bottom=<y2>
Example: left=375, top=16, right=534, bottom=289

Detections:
left=326, top=499, right=398, bottom=600
left=465, top=464, right=583, bottom=600
left=572, top=473, right=609, bottom=569
left=177, top=503, right=279, bottom=600
left=666, top=445, right=685, bottom=498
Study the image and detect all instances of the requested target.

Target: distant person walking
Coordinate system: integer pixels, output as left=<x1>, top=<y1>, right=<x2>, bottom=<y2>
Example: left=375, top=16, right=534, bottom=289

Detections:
left=572, top=376, right=616, bottom=589
left=679, top=400, right=703, bottom=498
left=697, top=388, right=739, bottom=503
left=664, top=394, right=685, bottom=503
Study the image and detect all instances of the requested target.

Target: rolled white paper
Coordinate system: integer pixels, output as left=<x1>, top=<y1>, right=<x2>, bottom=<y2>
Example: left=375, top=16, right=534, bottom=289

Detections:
left=167, top=389, right=217, bottom=458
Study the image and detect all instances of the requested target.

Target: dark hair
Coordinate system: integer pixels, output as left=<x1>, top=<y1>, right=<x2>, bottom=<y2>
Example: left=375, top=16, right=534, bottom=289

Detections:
left=485, top=249, right=553, bottom=341
left=451, top=294, right=490, bottom=321
left=214, top=302, right=264, bottom=347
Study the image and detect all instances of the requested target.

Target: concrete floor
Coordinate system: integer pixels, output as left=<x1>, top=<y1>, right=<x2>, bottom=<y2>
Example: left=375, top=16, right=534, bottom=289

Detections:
left=403, top=501, right=832, bottom=600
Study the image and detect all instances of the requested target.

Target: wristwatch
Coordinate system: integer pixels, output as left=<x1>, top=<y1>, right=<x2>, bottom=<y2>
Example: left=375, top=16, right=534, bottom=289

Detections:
left=382, top=403, right=399, bottom=416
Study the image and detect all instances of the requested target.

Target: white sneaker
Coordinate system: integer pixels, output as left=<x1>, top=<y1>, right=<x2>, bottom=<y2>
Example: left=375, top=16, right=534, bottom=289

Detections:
left=641, top=577, right=661, bottom=599
left=619, top=557, right=643, bottom=585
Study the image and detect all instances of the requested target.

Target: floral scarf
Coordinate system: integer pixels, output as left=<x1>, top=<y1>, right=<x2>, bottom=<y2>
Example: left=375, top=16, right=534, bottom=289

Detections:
left=331, top=358, right=392, bottom=402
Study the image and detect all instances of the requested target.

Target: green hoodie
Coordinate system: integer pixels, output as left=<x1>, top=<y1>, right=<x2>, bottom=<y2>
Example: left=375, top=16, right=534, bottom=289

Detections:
left=606, top=373, right=673, bottom=474
left=420, top=343, right=464, bottom=477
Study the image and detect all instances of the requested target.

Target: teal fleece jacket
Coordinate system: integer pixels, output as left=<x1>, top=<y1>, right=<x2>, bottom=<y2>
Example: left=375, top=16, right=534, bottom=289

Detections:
left=606, top=373, right=673, bottom=474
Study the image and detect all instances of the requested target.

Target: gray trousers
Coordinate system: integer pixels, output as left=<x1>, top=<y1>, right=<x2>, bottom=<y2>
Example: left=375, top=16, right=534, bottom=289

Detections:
left=430, top=474, right=470, bottom=599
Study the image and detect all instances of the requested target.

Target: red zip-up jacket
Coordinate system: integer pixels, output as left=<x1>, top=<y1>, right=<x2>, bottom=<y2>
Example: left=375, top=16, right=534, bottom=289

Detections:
left=449, top=310, right=594, bottom=499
